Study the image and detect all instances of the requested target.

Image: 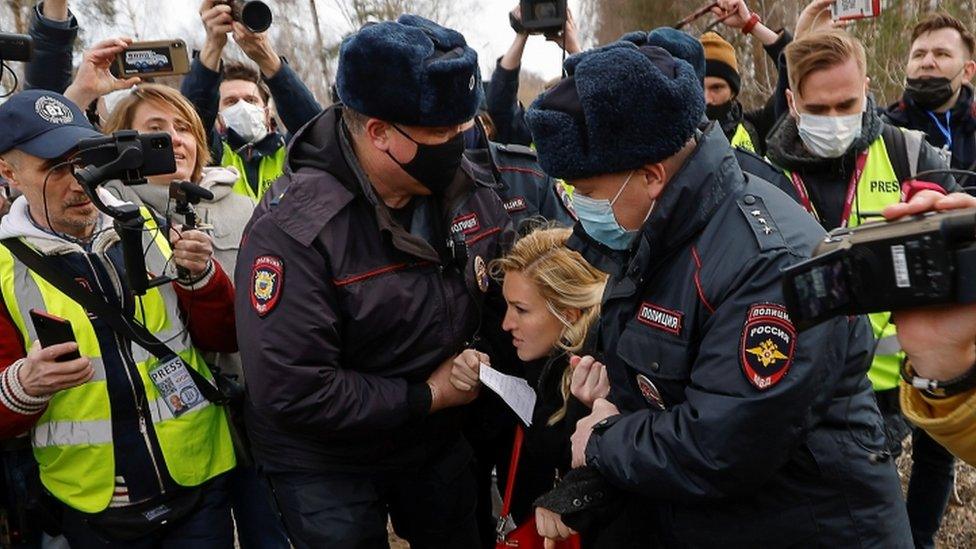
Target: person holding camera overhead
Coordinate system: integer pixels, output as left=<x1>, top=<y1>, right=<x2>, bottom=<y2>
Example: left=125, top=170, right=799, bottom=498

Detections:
left=0, top=89, right=238, bottom=547
left=181, top=0, right=322, bottom=202
left=487, top=3, right=582, bottom=146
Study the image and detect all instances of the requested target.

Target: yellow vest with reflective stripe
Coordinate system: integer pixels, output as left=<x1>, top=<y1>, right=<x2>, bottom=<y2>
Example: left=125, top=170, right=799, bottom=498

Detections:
left=222, top=142, right=287, bottom=201
left=784, top=135, right=905, bottom=391
left=730, top=123, right=756, bottom=153
left=0, top=209, right=236, bottom=513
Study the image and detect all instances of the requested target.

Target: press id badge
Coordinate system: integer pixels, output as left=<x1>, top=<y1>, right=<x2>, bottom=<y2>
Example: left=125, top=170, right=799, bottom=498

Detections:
left=148, top=356, right=204, bottom=417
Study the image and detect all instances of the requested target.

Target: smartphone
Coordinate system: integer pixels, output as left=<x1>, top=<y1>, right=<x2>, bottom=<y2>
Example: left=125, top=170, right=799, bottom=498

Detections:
left=112, top=39, right=190, bottom=78
left=77, top=132, right=177, bottom=180
left=831, top=0, right=882, bottom=21
left=29, top=310, right=81, bottom=362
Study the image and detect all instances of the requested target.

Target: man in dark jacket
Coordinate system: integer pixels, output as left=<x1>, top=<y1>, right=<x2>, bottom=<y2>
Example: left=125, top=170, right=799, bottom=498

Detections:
left=881, top=13, right=976, bottom=548
left=525, top=40, right=911, bottom=547
left=464, top=121, right=575, bottom=230
left=236, top=15, right=514, bottom=548
left=182, top=0, right=322, bottom=201
left=886, top=13, right=976, bottom=187
left=486, top=3, right=582, bottom=146
left=24, top=0, right=77, bottom=94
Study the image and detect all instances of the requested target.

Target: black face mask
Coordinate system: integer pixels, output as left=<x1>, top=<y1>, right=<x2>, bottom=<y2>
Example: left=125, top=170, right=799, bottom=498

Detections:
left=905, top=74, right=960, bottom=111
left=705, top=101, right=733, bottom=122
left=387, top=125, right=464, bottom=194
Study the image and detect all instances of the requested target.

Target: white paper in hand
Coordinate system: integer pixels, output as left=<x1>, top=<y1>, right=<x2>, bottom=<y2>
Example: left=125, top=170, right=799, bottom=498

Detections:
left=479, top=363, right=537, bottom=427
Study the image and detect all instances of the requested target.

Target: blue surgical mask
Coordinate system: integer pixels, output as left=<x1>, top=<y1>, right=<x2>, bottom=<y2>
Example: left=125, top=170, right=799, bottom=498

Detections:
left=574, top=170, right=647, bottom=251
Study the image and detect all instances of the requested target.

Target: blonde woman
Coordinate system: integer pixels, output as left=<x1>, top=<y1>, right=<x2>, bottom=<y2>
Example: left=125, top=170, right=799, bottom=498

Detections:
left=451, top=227, right=608, bottom=545
left=99, top=84, right=288, bottom=548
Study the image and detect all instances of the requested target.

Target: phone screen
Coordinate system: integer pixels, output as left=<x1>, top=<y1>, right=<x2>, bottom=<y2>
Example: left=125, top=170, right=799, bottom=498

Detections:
left=120, top=46, right=175, bottom=76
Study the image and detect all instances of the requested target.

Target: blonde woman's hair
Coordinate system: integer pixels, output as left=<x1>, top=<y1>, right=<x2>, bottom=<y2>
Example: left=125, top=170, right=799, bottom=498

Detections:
left=101, top=84, right=211, bottom=183
left=491, top=227, right=607, bottom=425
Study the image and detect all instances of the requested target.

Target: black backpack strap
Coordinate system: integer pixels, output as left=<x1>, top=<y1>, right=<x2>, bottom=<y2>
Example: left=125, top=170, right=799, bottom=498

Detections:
left=0, top=238, right=226, bottom=404
left=882, top=124, right=912, bottom=185
left=882, top=124, right=927, bottom=184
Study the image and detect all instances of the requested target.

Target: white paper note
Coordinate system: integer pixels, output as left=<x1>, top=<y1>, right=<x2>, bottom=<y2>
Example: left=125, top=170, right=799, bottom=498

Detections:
left=479, top=363, right=537, bottom=427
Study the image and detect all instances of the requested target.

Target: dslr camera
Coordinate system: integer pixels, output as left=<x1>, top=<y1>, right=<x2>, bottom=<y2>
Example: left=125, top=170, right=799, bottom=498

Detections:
left=511, top=0, right=567, bottom=35
left=221, top=0, right=273, bottom=33
left=782, top=208, right=976, bottom=330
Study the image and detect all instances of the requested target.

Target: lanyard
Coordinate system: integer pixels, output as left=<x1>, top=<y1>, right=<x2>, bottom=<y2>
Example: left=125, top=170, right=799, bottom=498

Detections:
left=789, top=150, right=869, bottom=229
left=926, top=110, right=953, bottom=150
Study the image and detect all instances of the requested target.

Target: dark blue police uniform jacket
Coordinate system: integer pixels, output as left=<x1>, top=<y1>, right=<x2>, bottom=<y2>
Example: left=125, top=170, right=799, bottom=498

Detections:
left=578, top=125, right=912, bottom=548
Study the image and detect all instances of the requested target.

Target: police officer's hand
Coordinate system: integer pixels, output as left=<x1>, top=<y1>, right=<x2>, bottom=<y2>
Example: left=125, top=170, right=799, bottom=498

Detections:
left=884, top=191, right=976, bottom=381
left=170, top=227, right=214, bottom=278
left=571, top=397, right=620, bottom=468
left=428, top=355, right=480, bottom=413
left=536, top=507, right=577, bottom=544
left=450, top=349, right=488, bottom=392
left=19, top=341, right=94, bottom=397
left=63, top=37, right=141, bottom=109
left=569, top=355, right=610, bottom=408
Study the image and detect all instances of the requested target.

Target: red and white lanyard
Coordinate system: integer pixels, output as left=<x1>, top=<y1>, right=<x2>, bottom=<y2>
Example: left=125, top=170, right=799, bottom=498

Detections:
left=789, top=150, right=869, bottom=229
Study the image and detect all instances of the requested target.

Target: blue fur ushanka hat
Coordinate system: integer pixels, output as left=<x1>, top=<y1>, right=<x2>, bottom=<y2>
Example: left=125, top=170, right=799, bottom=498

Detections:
left=621, top=27, right=706, bottom=82
left=526, top=42, right=705, bottom=181
left=336, top=14, right=483, bottom=127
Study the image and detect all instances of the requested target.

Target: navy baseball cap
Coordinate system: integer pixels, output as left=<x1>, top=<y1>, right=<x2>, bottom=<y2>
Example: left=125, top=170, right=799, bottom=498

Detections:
left=0, top=90, right=101, bottom=159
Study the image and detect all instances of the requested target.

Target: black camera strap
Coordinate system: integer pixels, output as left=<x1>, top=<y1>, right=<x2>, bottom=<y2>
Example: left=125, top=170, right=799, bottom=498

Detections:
left=0, top=238, right=226, bottom=405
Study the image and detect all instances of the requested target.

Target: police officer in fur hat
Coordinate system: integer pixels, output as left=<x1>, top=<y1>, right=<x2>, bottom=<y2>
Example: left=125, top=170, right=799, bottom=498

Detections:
left=236, top=15, right=514, bottom=548
left=524, top=42, right=912, bottom=547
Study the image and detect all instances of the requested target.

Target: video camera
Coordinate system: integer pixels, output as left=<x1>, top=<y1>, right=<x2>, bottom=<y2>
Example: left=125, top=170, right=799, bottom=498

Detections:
left=511, top=0, right=567, bottom=35
left=74, top=131, right=213, bottom=296
left=782, top=208, right=976, bottom=331
left=0, top=32, right=32, bottom=97
left=0, top=32, right=32, bottom=62
left=221, top=0, right=273, bottom=33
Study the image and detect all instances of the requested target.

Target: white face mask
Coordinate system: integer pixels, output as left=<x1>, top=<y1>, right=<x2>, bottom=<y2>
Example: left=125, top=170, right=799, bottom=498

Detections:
left=796, top=109, right=863, bottom=159
left=220, top=100, right=269, bottom=144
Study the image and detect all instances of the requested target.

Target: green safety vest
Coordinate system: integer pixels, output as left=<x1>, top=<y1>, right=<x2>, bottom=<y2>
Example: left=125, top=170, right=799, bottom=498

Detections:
left=222, top=142, right=287, bottom=201
left=730, top=123, right=756, bottom=153
left=784, top=135, right=904, bottom=391
left=0, top=209, right=236, bottom=513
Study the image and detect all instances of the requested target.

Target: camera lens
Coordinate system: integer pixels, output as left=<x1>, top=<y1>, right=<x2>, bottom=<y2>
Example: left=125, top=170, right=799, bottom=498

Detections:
left=240, top=1, right=273, bottom=33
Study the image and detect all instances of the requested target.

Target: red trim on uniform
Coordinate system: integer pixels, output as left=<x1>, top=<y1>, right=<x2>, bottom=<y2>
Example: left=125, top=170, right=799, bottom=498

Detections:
left=497, top=166, right=545, bottom=179
left=465, top=227, right=502, bottom=245
left=333, top=261, right=434, bottom=287
left=691, top=246, right=716, bottom=314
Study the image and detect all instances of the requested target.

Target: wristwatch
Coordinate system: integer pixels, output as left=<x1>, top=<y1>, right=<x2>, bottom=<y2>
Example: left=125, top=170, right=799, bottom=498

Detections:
left=901, top=357, right=976, bottom=399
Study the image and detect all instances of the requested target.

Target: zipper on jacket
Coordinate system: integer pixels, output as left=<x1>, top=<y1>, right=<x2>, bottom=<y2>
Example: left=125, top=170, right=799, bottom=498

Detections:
left=83, top=252, right=167, bottom=495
